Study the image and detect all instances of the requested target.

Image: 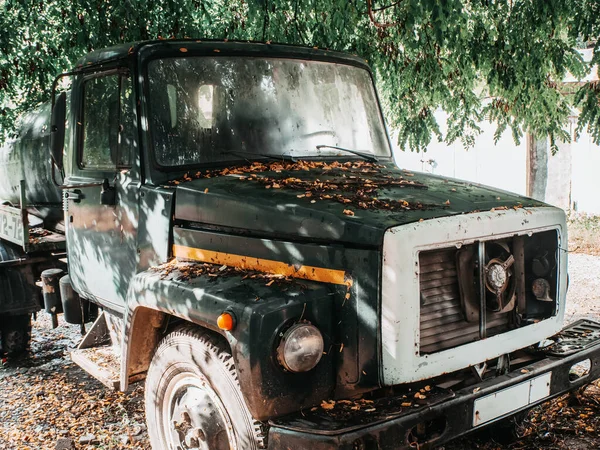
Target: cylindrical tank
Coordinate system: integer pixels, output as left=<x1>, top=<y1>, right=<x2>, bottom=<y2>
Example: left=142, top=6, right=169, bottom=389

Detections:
left=59, top=274, right=85, bottom=324
left=59, top=275, right=99, bottom=325
left=0, top=103, right=63, bottom=224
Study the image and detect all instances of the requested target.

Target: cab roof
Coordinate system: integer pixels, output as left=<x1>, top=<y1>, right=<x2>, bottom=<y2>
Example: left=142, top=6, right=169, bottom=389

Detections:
left=74, top=39, right=370, bottom=71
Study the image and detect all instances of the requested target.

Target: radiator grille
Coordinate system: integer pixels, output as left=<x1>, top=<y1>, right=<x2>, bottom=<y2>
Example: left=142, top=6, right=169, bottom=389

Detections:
left=419, top=248, right=509, bottom=354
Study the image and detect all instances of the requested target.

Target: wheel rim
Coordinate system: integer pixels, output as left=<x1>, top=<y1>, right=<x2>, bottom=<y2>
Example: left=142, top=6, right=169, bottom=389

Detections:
left=162, top=373, right=236, bottom=450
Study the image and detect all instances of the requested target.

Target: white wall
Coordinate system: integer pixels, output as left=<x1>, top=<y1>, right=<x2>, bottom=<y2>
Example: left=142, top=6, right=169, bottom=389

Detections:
left=392, top=111, right=527, bottom=196
left=391, top=111, right=600, bottom=215
left=571, top=127, right=600, bottom=215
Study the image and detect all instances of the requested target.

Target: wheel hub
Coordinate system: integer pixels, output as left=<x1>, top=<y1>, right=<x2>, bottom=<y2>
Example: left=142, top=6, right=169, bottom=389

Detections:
left=165, top=377, right=235, bottom=450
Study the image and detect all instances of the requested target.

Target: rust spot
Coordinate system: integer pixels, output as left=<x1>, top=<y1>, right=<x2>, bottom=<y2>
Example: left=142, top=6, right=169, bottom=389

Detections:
left=42, top=285, right=55, bottom=294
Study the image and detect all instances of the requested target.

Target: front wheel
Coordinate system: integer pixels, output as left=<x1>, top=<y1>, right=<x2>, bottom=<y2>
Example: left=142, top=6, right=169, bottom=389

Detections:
left=145, top=325, right=265, bottom=450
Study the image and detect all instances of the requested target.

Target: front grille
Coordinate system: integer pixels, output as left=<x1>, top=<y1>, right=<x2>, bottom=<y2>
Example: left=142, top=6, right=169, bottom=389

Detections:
left=419, top=248, right=510, bottom=354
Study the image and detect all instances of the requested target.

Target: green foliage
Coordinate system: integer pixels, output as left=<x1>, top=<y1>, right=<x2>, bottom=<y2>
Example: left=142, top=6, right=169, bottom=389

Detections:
left=0, top=0, right=599, bottom=151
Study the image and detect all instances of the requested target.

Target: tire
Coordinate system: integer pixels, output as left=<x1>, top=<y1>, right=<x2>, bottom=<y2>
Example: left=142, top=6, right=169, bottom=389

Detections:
left=145, top=325, right=265, bottom=450
left=0, top=314, right=32, bottom=356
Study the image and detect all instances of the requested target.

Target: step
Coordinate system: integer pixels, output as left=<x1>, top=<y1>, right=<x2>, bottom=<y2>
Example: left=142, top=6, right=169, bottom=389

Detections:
left=71, top=346, right=121, bottom=390
left=70, top=312, right=146, bottom=390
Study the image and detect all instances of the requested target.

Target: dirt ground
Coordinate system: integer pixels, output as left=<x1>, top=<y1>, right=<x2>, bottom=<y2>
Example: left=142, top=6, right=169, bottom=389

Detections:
left=1, top=253, right=599, bottom=450
left=568, top=214, right=600, bottom=257
left=0, top=315, right=149, bottom=450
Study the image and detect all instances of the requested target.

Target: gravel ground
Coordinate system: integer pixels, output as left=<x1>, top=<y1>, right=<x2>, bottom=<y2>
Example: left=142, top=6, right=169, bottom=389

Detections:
left=565, top=253, right=600, bottom=324
left=0, top=315, right=150, bottom=450
left=0, top=254, right=598, bottom=450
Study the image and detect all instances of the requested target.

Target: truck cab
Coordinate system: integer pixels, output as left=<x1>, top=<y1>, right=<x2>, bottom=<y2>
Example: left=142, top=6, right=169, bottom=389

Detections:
left=6, top=39, right=600, bottom=449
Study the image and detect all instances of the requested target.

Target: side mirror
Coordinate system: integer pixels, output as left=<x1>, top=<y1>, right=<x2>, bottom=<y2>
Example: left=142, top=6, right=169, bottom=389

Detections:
left=50, top=91, right=66, bottom=171
left=100, top=178, right=116, bottom=206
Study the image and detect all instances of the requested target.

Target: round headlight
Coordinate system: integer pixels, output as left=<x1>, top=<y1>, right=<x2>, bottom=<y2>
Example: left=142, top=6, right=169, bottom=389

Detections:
left=532, top=278, right=552, bottom=301
left=277, top=322, right=324, bottom=373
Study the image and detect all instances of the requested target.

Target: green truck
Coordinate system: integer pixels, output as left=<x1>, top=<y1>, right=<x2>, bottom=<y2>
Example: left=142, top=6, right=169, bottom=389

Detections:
left=1, top=40, right=600, bottom=449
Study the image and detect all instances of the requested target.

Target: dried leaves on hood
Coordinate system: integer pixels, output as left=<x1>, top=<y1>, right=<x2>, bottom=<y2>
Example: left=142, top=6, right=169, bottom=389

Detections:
left=167, top=160, right=442, bottom=212
left=150, top=259, right=294, bottom=287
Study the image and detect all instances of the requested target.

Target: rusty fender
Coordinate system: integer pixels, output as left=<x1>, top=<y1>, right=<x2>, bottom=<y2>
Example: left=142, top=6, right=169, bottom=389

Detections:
left=120, top=268, right=338, bottom=420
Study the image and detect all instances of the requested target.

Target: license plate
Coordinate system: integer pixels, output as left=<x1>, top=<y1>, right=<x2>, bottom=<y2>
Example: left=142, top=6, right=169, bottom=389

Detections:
left=0, top=205, right=24, bottom=246
left=473, top=372, right=552, bottom=427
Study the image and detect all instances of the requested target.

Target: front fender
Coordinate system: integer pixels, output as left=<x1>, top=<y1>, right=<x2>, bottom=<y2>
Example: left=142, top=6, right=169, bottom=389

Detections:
left=121, top=269, right=337, bottom=420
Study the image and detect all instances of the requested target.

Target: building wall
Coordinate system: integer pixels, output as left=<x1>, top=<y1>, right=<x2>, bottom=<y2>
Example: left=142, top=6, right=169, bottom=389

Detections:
left=571, top=127, right=600, bottom=215
left=393, top=112, right=527, bottom=196
left=392, top=112, right=600, bottom=215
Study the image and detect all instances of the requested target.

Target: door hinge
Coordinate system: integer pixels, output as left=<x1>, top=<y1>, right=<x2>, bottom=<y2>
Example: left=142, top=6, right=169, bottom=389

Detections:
left=64, top=190, right=83, bottom=203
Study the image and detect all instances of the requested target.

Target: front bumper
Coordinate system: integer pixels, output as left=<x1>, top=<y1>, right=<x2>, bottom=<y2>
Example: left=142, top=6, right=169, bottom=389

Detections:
left=267, top=320, right=600, bottom=450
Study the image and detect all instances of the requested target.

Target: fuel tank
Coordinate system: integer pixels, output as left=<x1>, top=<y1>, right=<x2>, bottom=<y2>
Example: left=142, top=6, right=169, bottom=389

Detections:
left=0, top=103, right=63, bottom=225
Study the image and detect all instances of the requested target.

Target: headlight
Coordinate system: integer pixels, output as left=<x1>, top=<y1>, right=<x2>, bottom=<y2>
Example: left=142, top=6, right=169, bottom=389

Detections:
left=277, top=322, right=324, bottom=373
left=532, top=278, right=552, bottom=302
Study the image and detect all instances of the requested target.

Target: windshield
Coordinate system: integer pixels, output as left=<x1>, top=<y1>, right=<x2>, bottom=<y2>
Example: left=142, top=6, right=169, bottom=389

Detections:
left=147, top=57, right=391, bottom=167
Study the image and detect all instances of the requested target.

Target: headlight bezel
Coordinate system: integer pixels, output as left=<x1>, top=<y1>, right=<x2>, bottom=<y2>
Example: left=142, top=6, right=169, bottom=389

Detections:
left=276, top=321, right=324, bottom=373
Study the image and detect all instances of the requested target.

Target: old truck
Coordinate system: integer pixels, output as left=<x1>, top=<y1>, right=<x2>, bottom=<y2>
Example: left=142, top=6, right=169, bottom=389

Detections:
left=0, top=104, right=68, bottom=355
left=1, top=39, right=600, bottom=449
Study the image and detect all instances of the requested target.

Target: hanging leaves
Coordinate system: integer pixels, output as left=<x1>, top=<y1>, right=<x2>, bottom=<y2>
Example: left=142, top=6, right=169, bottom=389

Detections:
left=1, top=0, right=599, bottom=151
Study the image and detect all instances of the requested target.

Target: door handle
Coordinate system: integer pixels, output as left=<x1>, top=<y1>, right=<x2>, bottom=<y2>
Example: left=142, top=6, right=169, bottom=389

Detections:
left=64, top=190, right=83, bottom=203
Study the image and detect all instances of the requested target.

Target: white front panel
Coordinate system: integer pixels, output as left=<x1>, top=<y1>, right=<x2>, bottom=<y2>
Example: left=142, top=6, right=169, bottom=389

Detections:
left=473, top=372, right=552, bottom=426
left=473, top=380, right=530, bottom=426
left=381, top=207, right=567, bottom=385
left=529, top=372, right=553, bottom=403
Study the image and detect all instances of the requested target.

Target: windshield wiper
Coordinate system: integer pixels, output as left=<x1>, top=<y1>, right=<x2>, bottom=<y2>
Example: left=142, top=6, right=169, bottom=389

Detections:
left=315, top=145, right=379, bottom=163
left=220, top=150, right=296, bottom=162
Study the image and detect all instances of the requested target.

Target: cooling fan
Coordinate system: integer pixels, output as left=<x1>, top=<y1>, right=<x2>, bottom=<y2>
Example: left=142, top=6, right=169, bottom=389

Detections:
left=483, top=242, right=517, bottom=313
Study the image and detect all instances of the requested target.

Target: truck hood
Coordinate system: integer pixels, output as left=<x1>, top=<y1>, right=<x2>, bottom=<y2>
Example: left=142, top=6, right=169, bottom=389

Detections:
left=173, top=161, right=543, bottom=247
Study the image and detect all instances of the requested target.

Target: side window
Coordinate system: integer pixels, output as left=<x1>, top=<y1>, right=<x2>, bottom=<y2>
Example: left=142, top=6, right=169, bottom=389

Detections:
left=81, top=73, right=135, bottom=170
left=197, top=84, right=215, bottom=128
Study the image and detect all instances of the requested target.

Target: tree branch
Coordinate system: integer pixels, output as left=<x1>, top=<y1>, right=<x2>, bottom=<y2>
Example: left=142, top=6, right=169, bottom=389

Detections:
left=367, top=0, right=401, bottom=28
left=371, top=0, right=403, bottom=12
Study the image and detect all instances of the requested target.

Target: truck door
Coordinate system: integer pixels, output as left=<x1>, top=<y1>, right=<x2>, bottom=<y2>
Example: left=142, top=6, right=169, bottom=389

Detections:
left=64, top=70, right=139, bottom=312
